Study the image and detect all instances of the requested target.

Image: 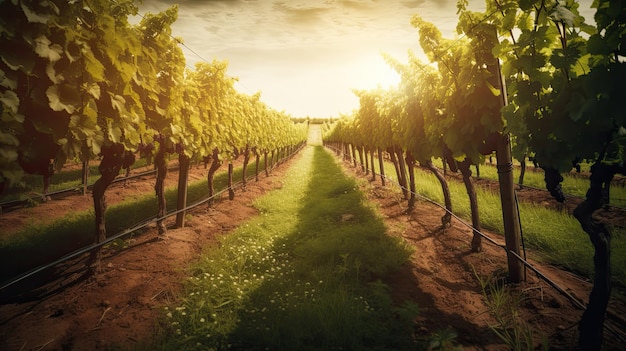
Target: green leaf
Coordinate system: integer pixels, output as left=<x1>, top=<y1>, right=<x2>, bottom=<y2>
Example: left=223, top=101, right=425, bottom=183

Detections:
left=85, top=82, right=101, bottom=99
left=519, top=0, right=535, bottom=11
left=587, top=34, right=610, bottom=55
left=0, top=148, right=18, bottom=163
left=110, top=94, right=126, bottom=113
left=46, top=84, right=80, bottom=114
left=567, top=94, right=587, bottom=122
left=124, top=125, right=142, bottom=147
left=535, top=71, right=554, bottom=88
left=34, top=35, right=62, bottom=62
left=485, top=81, right=501, bottom=97
left=20, top=2, right=53, bottom=24
left=0, top=131, right=19, bottom=146
left=550, top=50, right=567, bottom=70
left=1, top=39, right=37, bottom=72
left=550, top=5, right=576, bottom=27
left=45, top=61, right=64, bottom=84
left=118, top=61, right=136, bottom=84
left=107, top=119, right=123, bottom=143
left=579, top=23, right=597, bottom=36
left=83, top=46, right=105, bottom=81
left=69, top=109, right=98, bottom=137
left=84, top=99, right=99, bottom=125
left=53, top=150, right=67, bottom=171
left=0, top=90, right=19, bottom=114
left=89, top=135, right=104, bottom=156
left=0, top=68, right=18, bottom=89
left=502, top=9, right=516, bottom=31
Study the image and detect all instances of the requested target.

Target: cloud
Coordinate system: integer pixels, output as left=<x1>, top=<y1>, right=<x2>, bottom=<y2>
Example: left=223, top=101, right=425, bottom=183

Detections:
left=171, top=0, right=242, bottom=7
left=401, top=0, right=426, bottom=9
left=272, top=2, right=330, bottom=26
left=336, top=0, right=375, bottom=11
left=137, top=0, right=482, bottom=116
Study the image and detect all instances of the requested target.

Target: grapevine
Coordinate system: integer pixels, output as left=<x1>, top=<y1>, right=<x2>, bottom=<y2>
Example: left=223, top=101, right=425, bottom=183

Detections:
left=0, top=2, right=306, bottom=273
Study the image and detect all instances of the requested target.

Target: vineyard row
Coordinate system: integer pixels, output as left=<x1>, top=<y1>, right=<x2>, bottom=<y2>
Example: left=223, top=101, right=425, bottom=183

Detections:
left=1, top=143, right=305, bottom=293
left=321, top=2, right=626, bottom=349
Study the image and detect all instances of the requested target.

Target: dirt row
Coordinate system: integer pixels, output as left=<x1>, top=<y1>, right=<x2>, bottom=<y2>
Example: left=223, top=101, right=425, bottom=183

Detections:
left=0, top=156, right=289, bottom=350
left=0, top=158, right=249, bottom=239
left=335, top=151, right=626, bottom=349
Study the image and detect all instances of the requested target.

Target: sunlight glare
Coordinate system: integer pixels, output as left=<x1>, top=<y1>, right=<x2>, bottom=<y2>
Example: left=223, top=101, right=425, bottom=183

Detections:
left=354, top=54, right=401, bottom=90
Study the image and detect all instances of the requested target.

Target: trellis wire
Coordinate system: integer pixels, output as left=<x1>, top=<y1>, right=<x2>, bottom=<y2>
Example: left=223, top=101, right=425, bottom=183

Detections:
left=326, top=144, right=626, bottom=341
left=325, top=145, right=581, bottom=304
left=0, top=145, right=304, bottom=292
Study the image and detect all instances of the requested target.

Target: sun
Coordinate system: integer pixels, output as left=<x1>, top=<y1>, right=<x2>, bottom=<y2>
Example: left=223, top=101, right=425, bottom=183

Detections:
left=355, top=54, right=402, bottom=90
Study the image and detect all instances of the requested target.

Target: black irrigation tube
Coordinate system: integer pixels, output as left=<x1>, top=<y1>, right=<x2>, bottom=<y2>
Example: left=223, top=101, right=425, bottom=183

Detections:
left=326, top=145, right=626, bottom=342
left=0, top=145, right=305, bottom=292
left=426, top=162, right=626, bottom=210
left=377, top=151, right=626, bottom=209
left=512, top=182, right=625, bottom=210
left=0, top=168, right=160, bottom=212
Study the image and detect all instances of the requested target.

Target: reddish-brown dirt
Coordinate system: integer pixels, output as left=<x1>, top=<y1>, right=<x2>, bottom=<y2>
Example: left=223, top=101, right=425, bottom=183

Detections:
left=341, top=156, right=626, bottom=350
left=0, top=148, right=625, bottom=350
left=0, top=158, right=267, bottom=351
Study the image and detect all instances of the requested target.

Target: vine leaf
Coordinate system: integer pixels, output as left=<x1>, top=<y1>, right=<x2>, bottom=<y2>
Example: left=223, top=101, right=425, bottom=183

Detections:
left=46, top=84, right=79, bottom=114
left=20, top=2, right=53, bottom=24
left=550, top=6, right=576, bottom=26
left=83, top=46, right=106, bottom=81
left=85, top=82, right=101, bottom=99
left=485, top=81, right=501, bottom=97
left=106, top=119, right=122, bottom=143
left=0, top=144, right=18, bottom=161
left=1, top=41, right=37, bottom=72
left=0, top=131, right=19, bottom=147
left=34, top=36, right=62, bottom=62
left=110, top=94, right=126, bottom=114
left=518, top=0, right=534, bottom=11
left=0, top=90, right=19, bottom=114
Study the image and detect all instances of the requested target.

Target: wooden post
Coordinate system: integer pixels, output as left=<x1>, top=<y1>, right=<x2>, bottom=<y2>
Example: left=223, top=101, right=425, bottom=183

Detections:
left=82, top=160, right=89, bottom=196
left=496, top=133, right=523, bottom=282
left=155, top=146, right=168, bottom=236
left=489, top=29, right=524, bottom=283
left=377, top=147, right=386, bottom=186
left=228, top=162, right=235, bottom=200
left=175, top=153, right=189, bottom=228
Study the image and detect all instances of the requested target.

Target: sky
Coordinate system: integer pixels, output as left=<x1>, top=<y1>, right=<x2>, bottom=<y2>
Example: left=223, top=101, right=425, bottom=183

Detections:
left=137, top=0, right=596, bottom=119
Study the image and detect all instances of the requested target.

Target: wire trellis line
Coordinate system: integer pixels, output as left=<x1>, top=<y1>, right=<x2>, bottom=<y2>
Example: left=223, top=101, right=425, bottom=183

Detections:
left=0, top=146, right=304, bottom=292
left=324, top=145, right=594, bottom=315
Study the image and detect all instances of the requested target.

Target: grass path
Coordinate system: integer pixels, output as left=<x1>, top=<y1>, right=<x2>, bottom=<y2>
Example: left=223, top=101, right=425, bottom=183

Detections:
left=158, top=146, right=417, bottom=350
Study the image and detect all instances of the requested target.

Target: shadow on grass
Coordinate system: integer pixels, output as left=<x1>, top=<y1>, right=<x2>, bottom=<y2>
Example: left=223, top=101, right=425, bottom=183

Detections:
left=223, top=147, right=499, bottom=350
left=222, top=147, right=418, bottom=350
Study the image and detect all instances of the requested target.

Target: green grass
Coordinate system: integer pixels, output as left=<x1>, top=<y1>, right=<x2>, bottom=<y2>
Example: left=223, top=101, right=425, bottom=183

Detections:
left=0, top=161, right=261, bottom=283
left=155, top=146, right=417, bottom=351
left=380, top=160, right=626, bottom=290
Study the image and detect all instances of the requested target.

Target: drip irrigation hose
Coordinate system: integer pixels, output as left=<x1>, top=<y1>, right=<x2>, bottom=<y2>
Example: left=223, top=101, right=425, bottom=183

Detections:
left=0, top=167, right=164, bottom=212
left=444, top=162, right=626, bottom=210
left=325, top=145, right=592, bottom=311
left=0, top=145, right=305, bottom=292
left=341, top=146, right=626, bottom=342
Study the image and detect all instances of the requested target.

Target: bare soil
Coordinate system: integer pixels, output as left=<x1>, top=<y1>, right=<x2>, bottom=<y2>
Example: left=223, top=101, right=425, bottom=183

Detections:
left=0, top=149, right=624, bottom=350
left=344, top=157, right=626, bottom=350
